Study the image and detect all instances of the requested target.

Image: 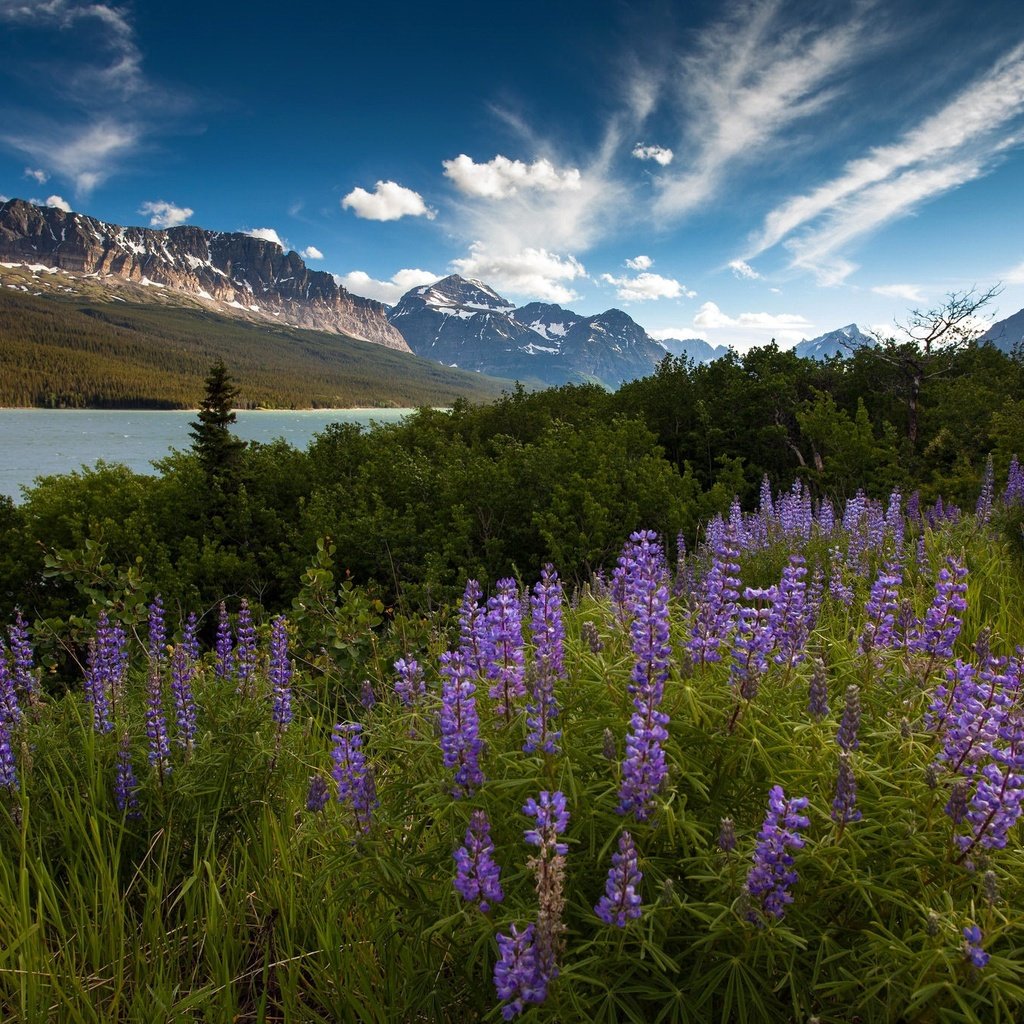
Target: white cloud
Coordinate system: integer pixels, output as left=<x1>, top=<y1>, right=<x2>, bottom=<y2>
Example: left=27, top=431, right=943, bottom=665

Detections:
left=4, top=120, right=140, bottom=194
left=341, top=180, right=434, bottom=221
left=625, top=254, right=653, bottom=270
left=43, top=194, right=71, bottom=212
left=301, top=246, right=324, bottom=260
left=336, top=268, right=440, bottom=305
left=871, top=283, right=926, bottom=304
left=1005, top=261, right=1024, bottom=284
left=442, top=154, right=582, bottom=199
left=648, top=327, right=707, bottom=342
left=747, top=42, right=1024, bottom=281
left=0, top=195, right=8, bottom=203
left=24, top=167, right=48, bottom=184
left=601, top=271, right=693, bottom=302
left=245, top=227, right=288, bottom=249
left=139, top=200, right=193, bottom=228
left=729, top=258, right=761, bottom=280
left=655, top=3, right=874, bottom=218
left=451, top=243, right=586, bottom=303
left=631, top=144, right=674, bottom=166
left=693, top=301, right=813, bottom=347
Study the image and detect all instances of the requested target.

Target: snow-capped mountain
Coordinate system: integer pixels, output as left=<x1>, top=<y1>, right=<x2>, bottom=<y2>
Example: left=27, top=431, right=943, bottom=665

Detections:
left=0, top=198, right=408, bottom=350
left=792, top=324, right=874, bottom=360
left=656, top=336, right=729, bottom=363
left=387, top=276, right=667, bottom=388
left=979, top=307, right=1024, bottom=354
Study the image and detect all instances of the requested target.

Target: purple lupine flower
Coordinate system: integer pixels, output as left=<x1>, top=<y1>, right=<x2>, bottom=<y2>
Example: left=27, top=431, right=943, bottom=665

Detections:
left=331, top=722, right=377, bottom=834
left=215, top=602, right=234, bottom=682
left=911, top=557, right=968, bottom=667
left=770, top=556, right=809, bottom=672
left=145, top=659, right=171, bottom=778
left=729, top=594, right=774, bottom=703
left=808, top=658, right=829, bottom=720
left=884, top=489, right=904, bottom=553
left=828, top=548, right=854, bottom=606
left=957, top=757, right=1024, bottom=858
left=84, top=616, right=115, bottom=734
left=817, top=498, right=836, bottom=536
left=268, top=615, right=293, bottom=730
left=525, top=565, right=564, bottom=755
left=1003, top=454, right=1024, bottom=506
left=745, top=785, right=810, bottom=923
left=836, top=685, right=861, bottom=752
left=0, top=715, right=18, bottom=792
left=976, top=454, right=994, bottom=523
left=618, top=533, right=672, bottom=820
left=580, top=620, right=604, bottom=654
left=170, top=645, right=197, bottom=751
left=453, top=809, right=504, bottom=911
left=946, top=780, right=969, bottom=825
left=458, top=579, right=487, bottom=675
left=182, top=612, right=200, bottom=663
left=859, top=559, right=903, bottom=654
left=494, top=923, right=544, bottom=1020
left=906, top=490, right=921, bottom=526
left=485, top=578, right=527, bottom=718
left=114, top=734, right=139, bottom=817
left=689, top=532, right=740, bottom=666
left=594, top=830, right=643, bottom=927
left=235, top=599, right=257, bottom=693
left=439, top=650, right=484, bottom=797
left=359, top=679, right=376, bottom=709
left=8, top=612, right=38, bottom=705
left=523, top=790, right=570, bottom=855
left=305, top=774, right=330, bottom=813
left=718, top=817, right=737, bottom=853
left=393, top=657, right=425, bottom=705
left=831, top=751, right=862, bottom=826
left=0, top=648, right=22, bottom=728
left=963, top=925, right=990, bottom=969
left=148, top=595, right=167, bottom=663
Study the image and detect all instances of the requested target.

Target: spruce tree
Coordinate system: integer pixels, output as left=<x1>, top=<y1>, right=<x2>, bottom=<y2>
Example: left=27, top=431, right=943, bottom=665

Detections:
left=189, top=360, right=246, bottom=485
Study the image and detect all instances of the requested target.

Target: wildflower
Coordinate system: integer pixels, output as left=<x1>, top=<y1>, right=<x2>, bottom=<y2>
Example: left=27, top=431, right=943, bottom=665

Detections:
left=976, top=454, right=994, bottom=523
left=594, top=831, right=643, bottom=927
left=525, top=566, right=564, bottom=755
left=910, top=557, right=968, bottom=666
left=601, top=727, right=616, bottom=761
left=268, top=616, right=293, bottom=729
left=494, top=923, right=544, bottom=1020
left=393, top=657, right=425, bottom=705
left=718, top=817, right=737, bottom=853
left=729, top=597, right=774, bottom=703
left=458, top=579, right=487, bottom=675
left=524, top=791, right=569, bottom=999
left=688, top=532, right=740, bottom=666
left=146, top=658, right=171, bottom=778
left=963, top=924, right=989, bottom=969
left=170, top=645, right=197, bottom=751
left=84, top=616, right=116, bottom=735
left=148, top=595, right=167, bottom=663
left=523, top=790, right=570, bottom=855
left=746, top=785, right=810, bottom=923
left=305, top=774, right=330, bottom=813
left=453, top=809, right=503, bottom=911
left=331, top=722, right=376, bottom=833
left=1003, top=454, right=1024, bottom=506
left=439, top=650, right=484, bottom=797
left=215, top=602, right=233, bottom=681
left=182, top=612, right=200, bottom=663
left=859, top=559, right=903, bottom=654
left=114, top=734, right=139, bottom=817
left=837, top=685, right=861, bottom=752
left=0, top=716, right=18, bottom=792
left=485, top=578, right=527, bottom=718
left=770, top=555, right=809, bottom=671
left=235, top=599, right=257, bottom=693
left=580, top=620, right=603, bottom=654
left=831, top=752, right=862, bottom=826
left=808, top=658, right=829, bottom=720
left=0, top=648, right=21, bottom=727
left=8, top=612, right=38, bottom=705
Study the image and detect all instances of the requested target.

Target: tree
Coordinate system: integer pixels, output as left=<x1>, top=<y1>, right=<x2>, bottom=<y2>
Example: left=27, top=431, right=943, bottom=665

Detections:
left=862, top=286, right=1000, bottom=449
left=189, top=360, right=246, bottom=486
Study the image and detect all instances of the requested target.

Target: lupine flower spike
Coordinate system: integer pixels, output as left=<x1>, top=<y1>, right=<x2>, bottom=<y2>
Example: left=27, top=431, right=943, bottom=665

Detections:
left=745, top=785, right=810, bottom=923
left=438, top=649, right=484, bottom=797
left=594, top=830, right=643, bottom=927
left=331, top=722, right=377, bottom=834
left=453, top=809, right=504, bottom=911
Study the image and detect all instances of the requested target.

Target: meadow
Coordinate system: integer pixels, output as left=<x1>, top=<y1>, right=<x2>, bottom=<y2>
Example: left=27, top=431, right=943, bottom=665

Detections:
left=1, top=465, right=1023, bottom=1023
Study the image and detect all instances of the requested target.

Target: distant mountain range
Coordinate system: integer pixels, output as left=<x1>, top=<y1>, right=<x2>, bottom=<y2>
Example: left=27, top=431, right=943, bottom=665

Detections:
left=1, top=198, right=1021, bottom=396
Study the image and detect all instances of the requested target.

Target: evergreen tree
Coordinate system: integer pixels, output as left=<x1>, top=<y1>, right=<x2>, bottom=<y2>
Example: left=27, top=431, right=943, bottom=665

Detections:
left=189, top=360, right=246, bottom=485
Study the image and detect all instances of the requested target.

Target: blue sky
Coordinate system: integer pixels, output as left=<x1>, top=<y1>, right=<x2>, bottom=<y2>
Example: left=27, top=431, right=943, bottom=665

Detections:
left=1, top=0, right=1023, bottom=349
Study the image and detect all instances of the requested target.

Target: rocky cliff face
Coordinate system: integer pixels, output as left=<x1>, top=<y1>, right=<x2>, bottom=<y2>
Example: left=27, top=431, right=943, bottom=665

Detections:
left=0, top=199, right=409, bottom=351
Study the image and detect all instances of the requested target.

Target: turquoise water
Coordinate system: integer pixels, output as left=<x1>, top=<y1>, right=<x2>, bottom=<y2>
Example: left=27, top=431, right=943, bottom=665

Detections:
left=0, top=408, right=414, bottom=501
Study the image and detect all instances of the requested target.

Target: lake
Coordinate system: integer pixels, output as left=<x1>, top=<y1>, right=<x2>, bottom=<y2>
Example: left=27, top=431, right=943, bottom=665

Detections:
left=0, top=408, right=415, bottom=502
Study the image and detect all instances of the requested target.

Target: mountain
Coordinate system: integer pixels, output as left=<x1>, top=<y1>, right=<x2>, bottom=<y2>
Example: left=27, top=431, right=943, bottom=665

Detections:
left=387, top=275, right=667, bottom=388
left=656, top=336, right=730, bottom=363
left=979, top=308, right=1024, bottom=354
left=792, top=323, right=874, bottom=360
left=0, top=198, right=408, bottom=351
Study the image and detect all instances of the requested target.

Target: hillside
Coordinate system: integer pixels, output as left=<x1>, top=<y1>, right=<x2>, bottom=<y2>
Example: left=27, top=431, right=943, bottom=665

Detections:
left=0, top=278, right=509, bottom=409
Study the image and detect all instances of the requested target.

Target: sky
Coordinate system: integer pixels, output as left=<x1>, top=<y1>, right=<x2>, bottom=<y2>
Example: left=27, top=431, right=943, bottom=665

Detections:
left=1, top=0, right=1023, bottom=350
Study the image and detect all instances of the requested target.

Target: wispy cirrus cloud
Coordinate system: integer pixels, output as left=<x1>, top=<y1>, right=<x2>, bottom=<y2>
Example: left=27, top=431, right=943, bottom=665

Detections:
left=872, top=283, right=926, bottom=303
left=653, top=0, right=878, bottom=218
left=0, top=1, right=191, bottom=193
left=746, top=42, right=1024, bottom=282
